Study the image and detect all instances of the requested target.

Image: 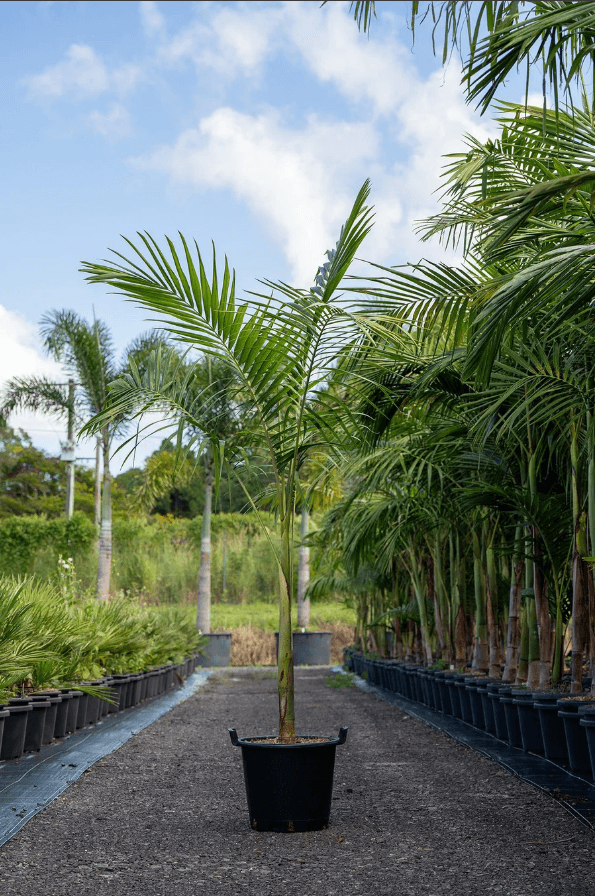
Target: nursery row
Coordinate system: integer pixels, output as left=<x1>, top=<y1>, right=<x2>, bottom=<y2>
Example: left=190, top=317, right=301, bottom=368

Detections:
left=0, top=653, right=201, bottom=763
left=344, top=651, right=595, bottom=782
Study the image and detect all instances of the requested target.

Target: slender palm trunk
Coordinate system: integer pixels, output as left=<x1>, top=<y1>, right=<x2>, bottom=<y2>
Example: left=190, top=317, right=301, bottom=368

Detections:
left=196, top=462, right=213, bottom=633
left=588, top=407, right=595, bottom=694
left=571, top=421, right=589, bottom=692
left=503, top=525, right=523, bottom=682
left=94, top=435, right=101, bottom=527
left=96, top=430, right=111, bottom=601
left=278, top=520, right=295, bottom=742
left=472, top=528, right=488, bottom=673
left=485, top=519, right=501, bottom=678
left=297, top=505, right=310, bottom=628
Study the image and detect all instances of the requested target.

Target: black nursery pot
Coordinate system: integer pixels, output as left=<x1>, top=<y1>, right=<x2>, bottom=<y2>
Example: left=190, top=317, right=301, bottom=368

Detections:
left=53, top=691, right=72, bottom=738
left=500, top=689, right=522, bottom=747
left=579, top=709, right=595, bottom=778
left=487, top=684, right=509, bottom=741
left=229, top=727, right=348, bottom=833
left=558, top=698, right=595, bottom=775
left=0, top=704, right=32, bottom=760
left=513, top=690, right=544, bottom=754
left=61, top=690, right=82, bottom=734
left=464, top=678, right=487, bottom=729
left=533, top=693, right=568, bottom=762
left=23, top=700, right=50, bottom=752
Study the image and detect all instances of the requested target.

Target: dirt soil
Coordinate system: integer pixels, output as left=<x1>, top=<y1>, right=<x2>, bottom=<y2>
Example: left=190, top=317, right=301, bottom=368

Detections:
left=1, top=667, right=594, bottom=896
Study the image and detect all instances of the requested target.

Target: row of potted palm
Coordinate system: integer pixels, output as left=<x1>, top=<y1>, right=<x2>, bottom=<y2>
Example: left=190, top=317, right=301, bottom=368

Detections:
left=0, top=653, right=201, bottom=762
left=346, top=651, right=595, bottom=780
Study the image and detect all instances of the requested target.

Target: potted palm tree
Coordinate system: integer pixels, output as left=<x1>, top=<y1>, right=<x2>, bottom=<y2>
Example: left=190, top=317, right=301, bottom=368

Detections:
left=80, top=182, right=374, bottom=831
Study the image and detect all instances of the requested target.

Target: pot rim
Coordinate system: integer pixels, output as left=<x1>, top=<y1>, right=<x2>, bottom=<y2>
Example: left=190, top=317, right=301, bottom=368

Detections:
left=229, top=726, right=348, bottom=748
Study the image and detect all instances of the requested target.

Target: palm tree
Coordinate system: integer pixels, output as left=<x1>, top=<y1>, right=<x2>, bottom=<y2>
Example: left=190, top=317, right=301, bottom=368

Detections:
left=80, top=182, right=375, bottom=741
left=1, top=312, right=164, bottom=600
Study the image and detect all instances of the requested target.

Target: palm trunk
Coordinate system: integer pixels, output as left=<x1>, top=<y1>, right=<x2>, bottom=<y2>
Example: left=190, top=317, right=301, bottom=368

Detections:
left=587, top=406, right=595, bottom=694
left=196, top=464, right=213, bottom=633
left=297, top=505, right=310, bottom=628
left=571, top=421, right=589, bottom=693
left=96, top=430, right=111, bottom=601
left=278, top=520, right=295, bottom=742
left=472, top=528, right=488, bottom=673
left=526, top=450, right=541, bottom=688
left=407, top=545, right=433, bottom=665
left=485, top=519, right=501, bottom=678
left=503, top=525, right=523, bottom=682
left=94, top=435, right=101, bottom=527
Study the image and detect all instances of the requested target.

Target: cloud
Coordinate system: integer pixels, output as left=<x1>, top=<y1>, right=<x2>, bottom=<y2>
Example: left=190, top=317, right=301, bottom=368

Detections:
left=158, top=3, right=283, bottom=79
left=139, top=107, right=379, bottom=284
left=0, top=306, right=67, bottom=454
left=140, top=0, right=165, bottom=37
left=87, top=103, right=132, bottom=139
left=25, top=44, right=142, bottom=100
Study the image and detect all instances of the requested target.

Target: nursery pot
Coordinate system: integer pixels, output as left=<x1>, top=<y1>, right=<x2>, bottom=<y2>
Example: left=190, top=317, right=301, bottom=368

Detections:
left=455, top=678, right=473, bottom=724
left=513, top=690, right=544, bottom=754
left=533, top=693, right=568, bottom=762
left=500, top=689, right=522, bottom=748
left=487, top=684, right=508, bottom=740
left=34, top=694, right=62, bottom=745
left=53, top=691, right=72, bottom=738
left=579, top=709, right=595, bottom=778
left=558, top=698, right=595, bottom=775
left=195, top=633, right=232, bottom=667
left=229, top=727, right=348, bottom=832
left=61, top=690, right=82, bottom=734
left=23, top=700, right=50, bottom=753
left=0, top=704, right=32, bottom=760
left=464, top=678, right=486, bottom=729
left=274, top=632, right=332, bottom=666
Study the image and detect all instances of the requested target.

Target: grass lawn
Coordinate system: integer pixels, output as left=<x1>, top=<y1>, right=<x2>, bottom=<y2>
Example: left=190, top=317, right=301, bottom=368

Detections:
left=210, top=600, right=355, bottom=632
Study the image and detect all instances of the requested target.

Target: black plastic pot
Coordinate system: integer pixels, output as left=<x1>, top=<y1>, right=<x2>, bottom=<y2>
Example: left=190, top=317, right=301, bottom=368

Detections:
left=501, top=689, right=522, bottom=747
left=23, top=700, right=50, bottom=752
left=513, top=690, right=544, bottom=754
left=62, top=690, right=82, bottom=733
left=274, top=631, right=332, bottom=666
left=196, top=633, right=232, bottom=667
left=533, top=693, right=568, bottom=762
left=0, top=708, right=8, bottom=754
left=487, top=684, right=508, bottom=741
left=34, top=693, right=62, bottom=745
left=558, top=698, right=595, bottom=775
left=0, top=704, right=32, bottom=759
left=53, top=691, right=72, bottom=737
left=442, top=673, right=459, bottom=717
left=75, top=692, right=89, bottom=729
left=455, top=679, right=473, bottom=724
left=477, top=682, right=498, bottom=734
left=465, top=678, right=486, bottom=729
left=579, top=709, right=595, bottom=778
left=229, top=726, right=348, bottom=832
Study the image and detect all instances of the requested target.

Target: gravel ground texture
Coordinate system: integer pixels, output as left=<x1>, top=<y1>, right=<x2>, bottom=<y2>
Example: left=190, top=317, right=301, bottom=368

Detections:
left=1, top=667, right=593, bottom=896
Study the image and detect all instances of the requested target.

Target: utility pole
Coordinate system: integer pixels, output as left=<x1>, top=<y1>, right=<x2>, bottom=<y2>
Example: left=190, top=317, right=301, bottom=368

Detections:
left=61, top=379, right=76, bottom=518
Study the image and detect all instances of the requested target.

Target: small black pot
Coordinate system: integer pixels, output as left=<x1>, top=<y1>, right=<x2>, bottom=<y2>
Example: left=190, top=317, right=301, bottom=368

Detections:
left=477, top=682, right=497, bottom=734
left=0, top=708, right=8, bottom=754
left=28, top=694, right=62, bottom=746
left=0, top=704, right=32, bottom=759
left=196, top=633, right=232, bottom=667
left=23, top=700, right=50, bottom=752
left=455, top=679, right=473, bottom=723
left=229, top=727, right=348, bottom=832
left=513, top=690, right=544, bottom=754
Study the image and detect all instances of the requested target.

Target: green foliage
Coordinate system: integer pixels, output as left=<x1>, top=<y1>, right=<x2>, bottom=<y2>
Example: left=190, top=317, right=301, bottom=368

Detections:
left=0, top=576, right=204, bottom=700
left=0, top=512, right=96, bottom=576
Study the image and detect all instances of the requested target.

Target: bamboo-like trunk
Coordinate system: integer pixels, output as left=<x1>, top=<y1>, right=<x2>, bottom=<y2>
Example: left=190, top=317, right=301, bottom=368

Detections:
left=587, top=407, right=595, bottom=694
left=472, top=529, right=488, bottom=673
left=297, top=505, right=310, bottom=628
left=503, top=525, right=523, bottom=682
left=94, top=435, right=101, bottom=527
left=517, top=600, right=528, bottom=684
left=571, top=422, right=589, bottom=693
left=485, top=526, right=501, bottom=679
left=96, top=431, right=111, bottom=601
left=278, top=522, right=295, bottom=742
left=196, top=465, right=213, bottom=634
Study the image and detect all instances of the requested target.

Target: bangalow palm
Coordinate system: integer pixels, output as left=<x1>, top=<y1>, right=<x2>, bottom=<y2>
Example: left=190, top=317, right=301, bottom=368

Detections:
left=80, top=181, right=375, bottom=742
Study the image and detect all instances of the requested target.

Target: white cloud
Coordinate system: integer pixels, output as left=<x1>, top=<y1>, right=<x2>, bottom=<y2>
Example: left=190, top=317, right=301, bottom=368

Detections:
left=140, top=0, right=165, bottom=37
left=158, top=3, right=283, bottom=78
left=87, top=103, right=132, bottom=139
left=25, top=44, right=142, bottom=100
left=0, top=306, right=67, bottom=455
left=138, top=107, right=379, bottom=284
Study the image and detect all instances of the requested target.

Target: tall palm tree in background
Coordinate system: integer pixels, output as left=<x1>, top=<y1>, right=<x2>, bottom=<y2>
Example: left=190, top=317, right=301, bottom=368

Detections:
left=118, top=348, right=243, bottom=633
left=1, top=311, right=163, bottom=600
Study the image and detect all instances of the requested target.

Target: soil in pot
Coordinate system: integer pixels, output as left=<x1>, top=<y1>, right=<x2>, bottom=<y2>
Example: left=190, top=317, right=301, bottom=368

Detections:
left=229, top=727, right=348, bottom=832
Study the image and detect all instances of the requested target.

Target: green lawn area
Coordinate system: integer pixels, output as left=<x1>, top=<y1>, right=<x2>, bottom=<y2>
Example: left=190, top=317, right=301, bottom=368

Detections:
left=210, top=600, right=355, bottom=632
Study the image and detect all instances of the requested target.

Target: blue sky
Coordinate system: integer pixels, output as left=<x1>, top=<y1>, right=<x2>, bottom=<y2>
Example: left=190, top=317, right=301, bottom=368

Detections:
left=1, top=0, right=530, bottom=470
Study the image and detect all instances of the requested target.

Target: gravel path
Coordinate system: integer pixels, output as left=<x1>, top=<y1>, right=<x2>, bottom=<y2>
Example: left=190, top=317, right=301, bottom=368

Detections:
left=1, top=667, right=593, bottom=896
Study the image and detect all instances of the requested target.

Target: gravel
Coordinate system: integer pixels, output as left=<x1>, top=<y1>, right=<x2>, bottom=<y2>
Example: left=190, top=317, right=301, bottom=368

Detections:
left=1, top=667, right=593, bottom=895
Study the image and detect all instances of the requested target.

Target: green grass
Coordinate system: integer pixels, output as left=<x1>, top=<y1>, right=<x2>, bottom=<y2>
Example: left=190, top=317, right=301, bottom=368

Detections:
left=210, top=600, right=355, bottom=632
left=324, top=672, right=355, bottom=688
